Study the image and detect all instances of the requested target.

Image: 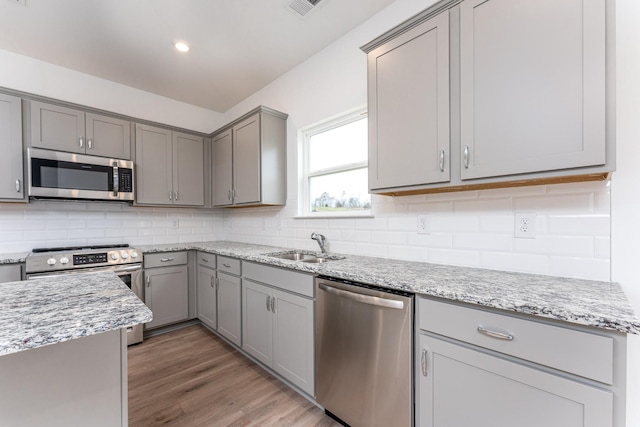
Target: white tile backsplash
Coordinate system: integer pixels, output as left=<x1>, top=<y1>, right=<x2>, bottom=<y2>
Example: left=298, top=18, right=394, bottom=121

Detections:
left=222, top=181, right=612, bottom=281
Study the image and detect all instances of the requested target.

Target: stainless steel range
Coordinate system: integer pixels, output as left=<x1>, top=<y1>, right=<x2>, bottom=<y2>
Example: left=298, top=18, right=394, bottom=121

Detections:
left=25, top=244, right=144, bottom=345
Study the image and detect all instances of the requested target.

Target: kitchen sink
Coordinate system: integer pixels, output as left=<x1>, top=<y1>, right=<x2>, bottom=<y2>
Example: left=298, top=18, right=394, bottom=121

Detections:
left=266, top=250, right=345, bottom=263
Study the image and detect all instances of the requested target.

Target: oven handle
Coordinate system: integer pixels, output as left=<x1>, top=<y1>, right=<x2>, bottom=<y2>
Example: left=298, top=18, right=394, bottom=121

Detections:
left=27, top=264, right=142, bottom=279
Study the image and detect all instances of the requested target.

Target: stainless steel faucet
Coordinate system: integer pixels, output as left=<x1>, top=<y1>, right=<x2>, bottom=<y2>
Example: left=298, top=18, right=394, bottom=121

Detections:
left=310, top=232, right=327, bottom=256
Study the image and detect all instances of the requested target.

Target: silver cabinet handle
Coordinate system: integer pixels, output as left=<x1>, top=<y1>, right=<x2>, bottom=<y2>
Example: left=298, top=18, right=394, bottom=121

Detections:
left=210, top=276, right=215, bottom=288
left=79, top=137, right=84, bottom=149
left=463, top=145, right=470, bottom=169
left=227, top=189, right=232, bottom=200
left=174, top=191, right=178, bottom=201
left=270, top=296, right=276, bottom=313
left=223, top=263, right=231, bottom=268
left=477, top=326, right=514, bottom=341
left=87, top=138, right=93, bottom=149
left=201, top=258, right=209, bottom=263
left=439, top=149, right=445, bottom=172
left=421, top=348, right=428, bottom=377
left=266, top=295, right=271, bottom=311
left=168, top=191, right=173, bottom=201
left=215, top=277, right=219, bottom=289
left=146, top=276, right=150, bottom=287
left=233, top=188, right=237, bottom=200
left=15, top=179, right=20, bottom=193
left=318, top=283, right=404, bottom=310
left=160, top=258, right=174, bottom=262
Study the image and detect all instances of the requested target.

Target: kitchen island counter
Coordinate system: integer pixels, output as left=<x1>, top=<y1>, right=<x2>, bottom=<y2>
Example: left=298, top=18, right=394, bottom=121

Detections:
left=0, top=271, right=152, bottom=356
left=138, top=241, right=640, bottom=335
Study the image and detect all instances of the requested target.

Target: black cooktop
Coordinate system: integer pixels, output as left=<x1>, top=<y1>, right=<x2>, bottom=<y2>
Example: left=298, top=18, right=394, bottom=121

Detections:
left=31, top=244, right=130, bottom=253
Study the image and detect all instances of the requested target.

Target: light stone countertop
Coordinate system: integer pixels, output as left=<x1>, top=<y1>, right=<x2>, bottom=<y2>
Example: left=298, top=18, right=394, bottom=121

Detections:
left=0, top=271, right=153, bottom=356
left=137, top=241, right=640, bottom=334
left=0, top=252, right=28, bottom=264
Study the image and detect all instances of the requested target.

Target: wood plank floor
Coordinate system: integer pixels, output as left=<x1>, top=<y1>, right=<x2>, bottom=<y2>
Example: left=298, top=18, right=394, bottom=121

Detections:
left=128, top=324, right=340, bottom=427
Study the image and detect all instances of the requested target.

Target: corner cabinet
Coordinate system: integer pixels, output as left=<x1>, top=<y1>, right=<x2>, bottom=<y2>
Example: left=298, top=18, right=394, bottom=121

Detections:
left=211, top=106, right=287, bottom=207
left=196, top=253, right=217, bottom=330
left=362, top=0, right=613, bottom=196
left=241, top=262, right=315, bottom=396
left=416, top=298, right=624, bottom=427
left=367, top=10, right=450, bottom=191
left=0, top=93, right=25, bottom=201
left=216, top=256, right=242, bottom=346
left=29, top=100, right=131, bottom=159
left=135, top=124, right=204, bottom=206
left=143, top=252, right=189, bottom=330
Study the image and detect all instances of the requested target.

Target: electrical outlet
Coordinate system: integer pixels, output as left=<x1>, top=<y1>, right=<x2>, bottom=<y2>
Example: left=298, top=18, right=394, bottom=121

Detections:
left=171, top=219, right=179, bottom=229
left=514, top=212, right=536, bottom=238
left=417, top=215, right=430, bottom=235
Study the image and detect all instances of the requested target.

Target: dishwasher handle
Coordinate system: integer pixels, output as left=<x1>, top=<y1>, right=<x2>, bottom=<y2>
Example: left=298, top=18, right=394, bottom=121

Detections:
left=318, top=283, right=404, bottom=310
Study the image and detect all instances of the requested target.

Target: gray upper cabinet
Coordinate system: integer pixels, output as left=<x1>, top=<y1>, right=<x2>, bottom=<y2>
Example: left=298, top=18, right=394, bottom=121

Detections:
left=211, top=106, right=287, bottom=208
left=367, top=10, right=450, bottom=191
left=0, top=94, right=24, bottom=200
left=29, top=101, right=131, bottom=159
left=459, top=0, right=606, bottom=180
left=135, top=124, right=204, bottom=207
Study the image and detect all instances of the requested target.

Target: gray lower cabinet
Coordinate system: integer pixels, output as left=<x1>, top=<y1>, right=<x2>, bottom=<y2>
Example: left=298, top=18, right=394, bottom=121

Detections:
left=217, top=271, right=242, bottom=346
left=144, top=252, right=189, bottom=329
left=211, top=107, right=287, bottom=207
left=135, top=124, right=204, bottom=206
left=29, top=100, right=131, bottom=159
left=0, top=93, right=24, bottom=200
left=242, top=262, right=315, bottom=396
left=417, top=298, right=621, bottom=427
left=367, top=9, right=450, bottom=191
left=197, top=261, right=217, bottom=330
left=0, top=264, right=21, bottom=283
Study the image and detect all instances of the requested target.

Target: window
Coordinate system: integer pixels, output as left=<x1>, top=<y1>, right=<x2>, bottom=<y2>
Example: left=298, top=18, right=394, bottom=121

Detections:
left=300, top=109, right=371, bottom=217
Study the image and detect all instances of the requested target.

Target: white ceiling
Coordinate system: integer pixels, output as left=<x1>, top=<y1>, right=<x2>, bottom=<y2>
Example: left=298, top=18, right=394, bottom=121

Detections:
left=0, top=0, right=396, bottom=112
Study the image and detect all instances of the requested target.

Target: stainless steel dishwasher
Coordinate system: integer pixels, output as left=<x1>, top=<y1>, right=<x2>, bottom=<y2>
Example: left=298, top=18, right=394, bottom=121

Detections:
left=315, top=277, right=413, bottom=427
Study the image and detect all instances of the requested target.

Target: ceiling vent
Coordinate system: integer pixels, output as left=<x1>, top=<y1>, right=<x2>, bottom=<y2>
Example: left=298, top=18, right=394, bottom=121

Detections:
left=286, top=0, right=323, bottom=18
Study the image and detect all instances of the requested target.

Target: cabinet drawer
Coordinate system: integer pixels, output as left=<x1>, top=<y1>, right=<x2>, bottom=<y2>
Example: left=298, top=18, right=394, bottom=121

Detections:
left=217, top=256, right=241, bottom=276
left=197, top=252, right=216, bottom=268
left=144, top=251, right=188, bottom=268
left=419, top=298, right=614, bottom=384
left=243, top=261, right=314, bottom=298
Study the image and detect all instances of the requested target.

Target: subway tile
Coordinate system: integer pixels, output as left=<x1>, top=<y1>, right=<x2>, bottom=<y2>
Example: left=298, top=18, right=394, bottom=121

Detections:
left=426, top=191, right=480, bottom=201
left=354, top=217, right=388, bottom=230
left=478, top=185, right=546, bottom=198
left=407, top=201, right=453, bottom=214
left=546, top=214, right=610, bottom=236
left=594, top=237, right=610, bottom=259
left=549, top=257, right=610, bottom=281
left=328, top=219, right=356, bottom=230
left=354, top=242, right=387, bottom=258
left=546, top=181, right=610, bottom=195
left=428, top=248, right=481, bottom=267
left=387, top=217, right=415, bottom=232
left=407, top=233, right=453, bottom=249
left=431, top=216, right=478, bottom=233
left=453, top=198, right=512, bottom=214
left=480, top=252, right=549, bottom=275
left=388, top=245, right=428, bottom=262
left=514, top=236, right=594, bottom=257
left=514, top=193, right=593, bottom=213
left=370, top=230, right=408, bottom=245
left=340, top=230, right=371, bottom=243
left=453, top=233, right=513, bottom=252
left=479, top=216, right=513, bottom=234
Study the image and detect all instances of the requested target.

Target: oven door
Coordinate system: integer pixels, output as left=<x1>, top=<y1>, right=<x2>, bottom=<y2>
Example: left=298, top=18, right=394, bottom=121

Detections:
left=27, top=148, right=134, bottom=201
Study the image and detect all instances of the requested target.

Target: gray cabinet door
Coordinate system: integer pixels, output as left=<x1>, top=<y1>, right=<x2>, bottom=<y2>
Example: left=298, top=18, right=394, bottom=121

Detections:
left=242, top=280, right=273, bottom=366
left=418, top=333, right=613, bottom=427
left=368, top=10, right=450, bottom=190
left=145, top=265, right=189, bottom=329
left=460, top=0, right=606, bottom=180
left=173, top=131, right=204, bottom=206
left=272, top=288, right=314, bottom=396
left=197, top=266, right=217, bottom=330
left=217, top=271, right=242, bottom=347
left=212, top=130, right=233, bottom=207
left=135, top=124, right=173, bottom=205
left=30, top=101, right=85, bottom=154
left=233, top=114, right=261, bottom=205
left=85, top=113, right=131, bottom=159
left=0, top=264, right=21, bottom=283
left=0, top=94, right=24, bottom=200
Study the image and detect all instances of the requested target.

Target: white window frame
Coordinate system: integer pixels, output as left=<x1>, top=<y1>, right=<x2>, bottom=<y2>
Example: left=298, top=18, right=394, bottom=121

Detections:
left=298, top=108, right=371, bottom=218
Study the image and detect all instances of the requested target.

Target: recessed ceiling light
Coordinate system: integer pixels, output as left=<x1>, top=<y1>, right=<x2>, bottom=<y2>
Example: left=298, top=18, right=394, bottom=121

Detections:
left=174, top=41, right=190, bottom=53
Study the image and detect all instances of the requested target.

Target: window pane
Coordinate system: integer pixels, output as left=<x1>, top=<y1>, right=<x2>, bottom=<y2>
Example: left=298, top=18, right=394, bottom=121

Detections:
left=309, top=168, right=371, bottom=213
left=308, top=118, right=367, bottom=172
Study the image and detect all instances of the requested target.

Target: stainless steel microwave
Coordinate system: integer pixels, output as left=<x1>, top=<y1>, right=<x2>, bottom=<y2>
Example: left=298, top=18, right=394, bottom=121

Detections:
left=27, top=148, right=134, bottom=201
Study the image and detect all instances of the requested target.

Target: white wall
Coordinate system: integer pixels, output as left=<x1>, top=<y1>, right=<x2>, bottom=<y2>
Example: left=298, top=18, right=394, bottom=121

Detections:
left=220, top=0, right=612, bottom=281
left=612, top=0, right=640, bottom=424
left=0, top=49, right=225, bottom=133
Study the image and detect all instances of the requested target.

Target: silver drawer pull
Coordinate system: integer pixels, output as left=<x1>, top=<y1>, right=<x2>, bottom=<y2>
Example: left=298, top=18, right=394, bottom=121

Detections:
left=439, top=149, right=445, bottom=172
left=202, top=258, right=209, bottom=263
left=223, top=263, right=231, bottom=268
left=463, top=145, right=470, bottom=169
left=160, top=258, right=174, bottom=262
left=477, top=326, right=514, bottom=341
left=421, top=348, right=428, bottom=377
left=15, top=179, right=20, bottom=193
left=79, top=137, right=84, bottom=148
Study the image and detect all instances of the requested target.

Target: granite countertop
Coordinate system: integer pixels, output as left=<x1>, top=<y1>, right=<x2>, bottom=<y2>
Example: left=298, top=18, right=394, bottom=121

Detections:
left=138, top=241, right=640, bottom=335
left=0, top=252, right=28, bottom=264
left=0, top=271, right=152, bottom=356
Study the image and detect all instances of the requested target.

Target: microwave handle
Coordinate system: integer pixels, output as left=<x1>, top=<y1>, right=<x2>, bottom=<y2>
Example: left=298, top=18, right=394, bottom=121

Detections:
left=112, top=162, right=119, bottom=197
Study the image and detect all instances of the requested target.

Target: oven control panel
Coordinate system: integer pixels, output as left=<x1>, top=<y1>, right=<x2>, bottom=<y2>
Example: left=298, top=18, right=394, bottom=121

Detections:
left=26, top=248, right=141, bottom=273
